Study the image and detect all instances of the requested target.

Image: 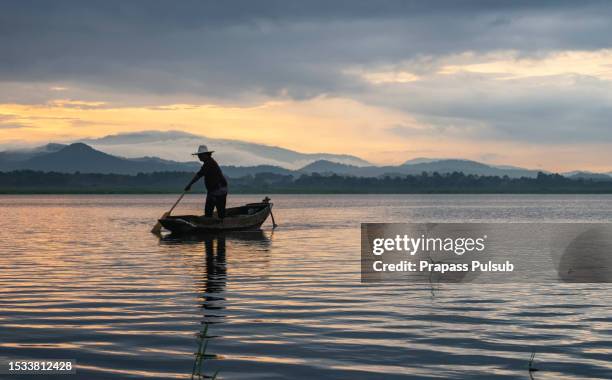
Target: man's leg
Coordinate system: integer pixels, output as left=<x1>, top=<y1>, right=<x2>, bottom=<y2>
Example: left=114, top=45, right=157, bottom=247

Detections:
left=216, top=194, right=227, bottom=219
left=204, top=194, right=215, bottom=217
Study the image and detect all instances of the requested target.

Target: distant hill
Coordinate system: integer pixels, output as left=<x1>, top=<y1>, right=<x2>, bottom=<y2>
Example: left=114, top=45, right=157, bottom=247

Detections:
left=221, top=165, right=294, bottom=177
left=80, top=130, right=371, bottom=169
left=0, top=143, right=66, bottom=163
left=300, top=159, right=544, bottom=178
left=0, top=142, right=293, bottom=176
left=404, top=159, right=543, bottom=178
left=402, top=157, right=444, bottom=165
left=563, top=171, right=612, bottom=181
left=299, top=160, right=386, bottom=176
left=0, top=142, right=609, bottom=180
left=0, top=143, right=200, bottom=174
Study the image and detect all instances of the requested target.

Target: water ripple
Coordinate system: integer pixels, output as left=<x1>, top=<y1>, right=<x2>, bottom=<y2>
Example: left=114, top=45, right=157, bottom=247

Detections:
left=0, top=195, right=611, bottom=379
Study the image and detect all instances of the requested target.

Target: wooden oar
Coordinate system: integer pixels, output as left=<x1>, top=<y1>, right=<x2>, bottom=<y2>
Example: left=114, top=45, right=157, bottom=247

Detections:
left=270, top=207, right=278, bottom=228
left=262, top=196, right=278, bottom=228
left=151, top=191, right=186, bottom=235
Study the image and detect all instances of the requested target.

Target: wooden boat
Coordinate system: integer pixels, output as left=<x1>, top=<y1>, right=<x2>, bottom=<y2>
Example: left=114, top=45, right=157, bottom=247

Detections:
left=159, top=198, right=273, bottom=234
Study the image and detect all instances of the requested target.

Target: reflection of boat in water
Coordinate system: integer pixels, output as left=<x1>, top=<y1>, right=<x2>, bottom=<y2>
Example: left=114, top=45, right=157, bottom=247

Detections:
left=159, top=230, right=272, bottom=310
left=159, top=200, right=273, bottom=234
left=159, top=229, right=272, bottom=378
left=194, top=235, right=226, bottom=380
left=160, top=229, right=271, bottom=245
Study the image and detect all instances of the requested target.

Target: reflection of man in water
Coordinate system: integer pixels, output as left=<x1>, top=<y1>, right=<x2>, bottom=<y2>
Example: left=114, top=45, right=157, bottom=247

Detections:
left=185, top=145, right=228, bottom=219
left=204, top=236, right=227, bottom=299
left=201, top=236, right=227, bottom=324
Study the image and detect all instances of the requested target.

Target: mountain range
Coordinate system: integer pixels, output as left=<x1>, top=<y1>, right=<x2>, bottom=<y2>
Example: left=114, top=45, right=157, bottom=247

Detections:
left=299, top=159, right=547, bottom=178
left=80, top=130, right=370, bottom=169
left=1, top=139, right=610, bottom=180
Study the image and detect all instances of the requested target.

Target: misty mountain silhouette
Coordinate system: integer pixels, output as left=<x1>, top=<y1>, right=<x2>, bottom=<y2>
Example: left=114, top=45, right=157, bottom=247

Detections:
left=80, top=130, right=372, bottom=169
left=564, top=171, right=612, bottom=181
left=0, top=143, right=199, bottom=174
left=0, top=143, right=66, bottom=162
left=0, top=143, right=298, bottom=176
left=0, top=143, right=609, bottom=179
left=299, top=159, right=547, bottom=178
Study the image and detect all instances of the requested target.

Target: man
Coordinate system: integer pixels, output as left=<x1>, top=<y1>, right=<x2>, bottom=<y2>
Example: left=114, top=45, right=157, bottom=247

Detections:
left=184, top=145, right=228, bottom=219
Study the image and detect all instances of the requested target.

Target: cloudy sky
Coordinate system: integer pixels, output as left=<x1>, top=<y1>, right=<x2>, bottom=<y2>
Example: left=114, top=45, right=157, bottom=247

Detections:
left=1, top=0, right=612, bottom=171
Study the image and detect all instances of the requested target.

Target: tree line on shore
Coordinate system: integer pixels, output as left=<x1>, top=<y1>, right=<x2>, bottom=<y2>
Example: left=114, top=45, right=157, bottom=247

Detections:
left=1, top=170, right=611, bottom=194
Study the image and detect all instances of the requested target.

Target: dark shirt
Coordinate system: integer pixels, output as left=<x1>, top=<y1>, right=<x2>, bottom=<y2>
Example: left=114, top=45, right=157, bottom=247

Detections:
left=196, top=158, right=228, bottom=192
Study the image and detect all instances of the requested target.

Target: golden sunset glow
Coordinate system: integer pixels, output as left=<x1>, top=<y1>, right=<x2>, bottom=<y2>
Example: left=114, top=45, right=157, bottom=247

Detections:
left=2, top=93, right=610, bottom=171
left=0, top=98, right=411, bottom=155
left=1, top=1, right=611, bottom=173
left=438, top=50, right=612, bottom=80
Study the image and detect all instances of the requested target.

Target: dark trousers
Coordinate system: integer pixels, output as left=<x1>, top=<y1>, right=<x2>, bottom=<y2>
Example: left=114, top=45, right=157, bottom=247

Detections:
left=205, top=193, right=227, bottom=218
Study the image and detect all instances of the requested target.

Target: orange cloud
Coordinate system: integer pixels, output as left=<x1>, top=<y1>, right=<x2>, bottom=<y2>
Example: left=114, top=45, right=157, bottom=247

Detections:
left=0, top=96, right=610, bottom=172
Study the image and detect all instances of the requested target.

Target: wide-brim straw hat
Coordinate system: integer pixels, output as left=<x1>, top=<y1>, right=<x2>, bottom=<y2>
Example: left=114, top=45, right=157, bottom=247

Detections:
left=192, top=145, right=214, bottom=155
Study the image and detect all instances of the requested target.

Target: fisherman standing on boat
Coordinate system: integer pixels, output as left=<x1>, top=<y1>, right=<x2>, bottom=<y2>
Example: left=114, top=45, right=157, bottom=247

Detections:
left=184, top=145, right=228, bottom=220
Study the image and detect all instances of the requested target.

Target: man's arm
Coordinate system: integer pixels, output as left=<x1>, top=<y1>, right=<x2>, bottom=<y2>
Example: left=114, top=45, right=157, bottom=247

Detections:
left=184, top=167, right=204, bottom=191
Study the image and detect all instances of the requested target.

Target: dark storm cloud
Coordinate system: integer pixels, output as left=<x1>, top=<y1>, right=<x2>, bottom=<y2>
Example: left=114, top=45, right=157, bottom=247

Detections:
left=2, top=0, right=612, bottom=98
left=2, top=1, right=612, bottom=143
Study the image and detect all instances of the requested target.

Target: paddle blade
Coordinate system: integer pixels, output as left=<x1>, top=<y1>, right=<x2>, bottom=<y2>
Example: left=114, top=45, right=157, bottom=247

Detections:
left=150, top=211, right=170, bottom=235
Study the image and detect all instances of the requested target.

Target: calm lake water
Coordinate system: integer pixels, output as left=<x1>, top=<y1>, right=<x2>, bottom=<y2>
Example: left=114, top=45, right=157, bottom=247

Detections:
left=0, top=194, right=611, bottom=379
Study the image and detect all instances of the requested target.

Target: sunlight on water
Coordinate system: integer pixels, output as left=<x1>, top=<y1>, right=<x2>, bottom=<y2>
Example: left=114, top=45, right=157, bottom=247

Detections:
left=0, top=195, right=611, bottom=379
